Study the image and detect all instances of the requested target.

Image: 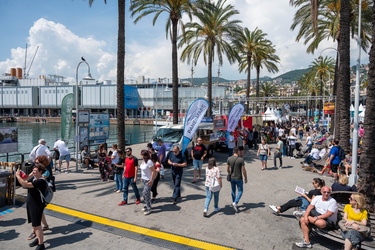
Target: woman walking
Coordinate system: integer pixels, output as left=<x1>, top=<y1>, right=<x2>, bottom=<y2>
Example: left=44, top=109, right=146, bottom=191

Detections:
left=257, top=138, right=270, bottom=170
left=16, top=164, right=48, bottom=250
left=139, top=150, right=156, bottom=215
left=150, top=153, right=161, bottom=203
left=203, top=158, right=222, bottom=217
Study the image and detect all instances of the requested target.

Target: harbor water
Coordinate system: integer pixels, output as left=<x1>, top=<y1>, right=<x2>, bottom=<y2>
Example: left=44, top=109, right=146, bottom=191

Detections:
left=0, top=122, right=154, bottom=162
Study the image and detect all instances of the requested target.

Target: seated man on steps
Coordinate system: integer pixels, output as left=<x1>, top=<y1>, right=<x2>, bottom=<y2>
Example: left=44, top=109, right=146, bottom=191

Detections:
left=295, top=186, right=338, bottom=248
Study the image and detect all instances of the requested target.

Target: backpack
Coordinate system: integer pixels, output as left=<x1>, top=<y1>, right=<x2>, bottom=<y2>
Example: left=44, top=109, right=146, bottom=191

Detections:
left=337, top=146, right=346, bottom=161
left=37, top=178, right=54, bottom=206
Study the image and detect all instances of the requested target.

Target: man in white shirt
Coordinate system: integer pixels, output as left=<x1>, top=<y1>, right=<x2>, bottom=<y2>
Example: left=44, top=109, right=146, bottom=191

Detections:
left=295, top=186, right=338, bottom=248
left=29, top=139, right=52, bottom=161
left=53, top=139, right=71, bottom=173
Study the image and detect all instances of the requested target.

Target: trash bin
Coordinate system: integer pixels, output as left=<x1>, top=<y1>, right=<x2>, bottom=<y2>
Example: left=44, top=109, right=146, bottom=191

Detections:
left=0, top=170, right=12, bottom=207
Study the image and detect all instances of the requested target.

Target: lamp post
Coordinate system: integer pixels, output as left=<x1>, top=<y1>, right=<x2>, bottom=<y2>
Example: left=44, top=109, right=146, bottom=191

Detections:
left=75, top=58, right=94, bottom=172
left=349, top=0, right=362, bottom=186
left=154, top=80, right=159, bottom=133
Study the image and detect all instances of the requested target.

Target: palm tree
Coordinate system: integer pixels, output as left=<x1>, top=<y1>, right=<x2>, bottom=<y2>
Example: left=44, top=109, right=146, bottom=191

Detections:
left=307, top=56, right=335, bottom=117
left=252, top=44, right=280, bottom=114
left=88, top=0, right=126, bottom=150
left=130, top=0, right=194, bottom=124
left=232, top=27, right=269, bottom=114
left=358, top=2, right=375, bottom=212
left=178, top=0, right=241, bottom=117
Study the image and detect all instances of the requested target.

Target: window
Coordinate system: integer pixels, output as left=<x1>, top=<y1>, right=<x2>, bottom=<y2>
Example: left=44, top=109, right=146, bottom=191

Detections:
left=57, top=90, right=59, bottom=94
left=45, top=90, right=47, bottom=94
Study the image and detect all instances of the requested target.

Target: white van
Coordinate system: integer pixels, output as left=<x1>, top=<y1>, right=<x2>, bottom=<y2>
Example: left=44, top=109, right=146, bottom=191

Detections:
left=151, top=123, right=220, bottom=160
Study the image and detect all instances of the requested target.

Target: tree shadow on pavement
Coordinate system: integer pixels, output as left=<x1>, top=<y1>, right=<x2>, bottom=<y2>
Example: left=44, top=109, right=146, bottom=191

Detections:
left=0, top=217, right=26, bottom=227
left=238, top=202, right=265, bottom=213
left=0, top=229, right=20, bottom=241
left=46, top=232, right=93, bottom=249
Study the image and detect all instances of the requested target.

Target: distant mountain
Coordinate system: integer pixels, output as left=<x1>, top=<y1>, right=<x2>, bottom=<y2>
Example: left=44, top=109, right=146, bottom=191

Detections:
left=273, top=69, right=308, bottom=82
left=181, top=77, right=234, bottom=86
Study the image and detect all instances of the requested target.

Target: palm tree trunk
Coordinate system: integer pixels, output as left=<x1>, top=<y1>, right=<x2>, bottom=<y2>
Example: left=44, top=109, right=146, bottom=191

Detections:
left=117, top=0, right=125, bottom=150
left=331, top=51, right=340, bottom=135
left=358, top=3, right=375, bottom=211
left=256, top=66, right=261, bottom=114
left=171, top=19, right=179, bottom=124
left=207, top=44, right=214, bottom=117
left=319, top=75, right=323, bottom=120
left=337, top=0, right=351, bottom=151
left=245, top=56, right=251, bottom=114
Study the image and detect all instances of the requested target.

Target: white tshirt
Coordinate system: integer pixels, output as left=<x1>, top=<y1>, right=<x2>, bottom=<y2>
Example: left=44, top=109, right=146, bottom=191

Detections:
left=319, top=148, right=327, bottom=158
left=290, top=127, right=297, bottom=136
left=29, top=144, right=52, bottom=160
left=111, top=150, right=119, bottom=164
left=306, top=136, right=313, bottom=145
left=288, top=136, right=297, bottom=146
left=140, top=159, right=154, bottom=180
left=227, top=134, right=236, bottom=149
left=310, top=148, right=320, bottom=159
left=311, top=195, right=338, bottom=223
left=53, top=140, right=70, bottom=156
left=278, top=128, right=284, bottom=137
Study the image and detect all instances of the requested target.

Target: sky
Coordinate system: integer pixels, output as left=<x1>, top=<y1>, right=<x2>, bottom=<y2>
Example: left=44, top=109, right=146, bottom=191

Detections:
left=0, top=0, right=369, bottom=83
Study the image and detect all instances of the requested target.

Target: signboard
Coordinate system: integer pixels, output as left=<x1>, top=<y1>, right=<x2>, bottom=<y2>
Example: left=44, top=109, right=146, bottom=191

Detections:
left=213, top=119, right=225, bottom=129
left=0, top=127, right=18, bottom=153
left=324, top=102, right=335, bottom=115
left=61, top=93, right=74, bottom=140
left=78, top=110, right=90, bottom=123
left=79, top=126, right=89, bottom=149
left=88, top=114, right=110, bottom=140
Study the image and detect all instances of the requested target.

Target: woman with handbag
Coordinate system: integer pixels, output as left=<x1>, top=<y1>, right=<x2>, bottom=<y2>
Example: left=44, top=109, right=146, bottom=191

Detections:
left=203, top=158, right=222, bottom=217
left=257, top=138, right=270, bottom=170
left=340, top=193, right=369, bottom=250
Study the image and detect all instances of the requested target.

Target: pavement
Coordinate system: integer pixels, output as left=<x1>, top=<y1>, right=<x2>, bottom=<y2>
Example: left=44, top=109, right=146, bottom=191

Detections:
left=0, top=141, right=344, bottom=250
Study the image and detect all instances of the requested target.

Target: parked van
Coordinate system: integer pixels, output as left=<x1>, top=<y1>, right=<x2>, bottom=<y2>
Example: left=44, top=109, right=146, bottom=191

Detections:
left=151, top=123, right=220, bottom=161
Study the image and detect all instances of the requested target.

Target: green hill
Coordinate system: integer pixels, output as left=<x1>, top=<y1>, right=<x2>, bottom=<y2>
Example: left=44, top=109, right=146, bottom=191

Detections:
left=273, top=69, right=308, bottom=82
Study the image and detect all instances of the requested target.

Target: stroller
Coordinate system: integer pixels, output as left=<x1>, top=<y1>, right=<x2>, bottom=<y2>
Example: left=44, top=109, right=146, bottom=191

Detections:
left=294, top=142, right=305, bottom=158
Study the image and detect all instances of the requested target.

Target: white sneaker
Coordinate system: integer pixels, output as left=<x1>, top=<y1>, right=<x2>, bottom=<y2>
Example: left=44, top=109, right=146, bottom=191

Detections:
left=291, top=157, right=295, bottom=159
left=214, top=207, right=221, bottom=212
left=268, top=205, right=279, bottom=213
left=293, top=210, right=305, bottom=218
left=279, top=166, right=283, bottom=169
left=203, top=209, right=208, bottom=217
left=295, top=241, right=312, bottom=248
left=144, top=209, right=152, bottom=215
left=232, top=202, right=238, bottom=212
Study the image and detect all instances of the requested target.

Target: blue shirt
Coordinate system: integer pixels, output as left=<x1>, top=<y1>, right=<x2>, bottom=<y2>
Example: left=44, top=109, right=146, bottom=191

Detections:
left=329, top=146, right=341, bottom=164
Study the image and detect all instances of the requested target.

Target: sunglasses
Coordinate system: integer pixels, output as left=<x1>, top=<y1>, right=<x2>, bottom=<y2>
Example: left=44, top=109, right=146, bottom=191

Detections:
left=322, top=191, right=331, bottom=194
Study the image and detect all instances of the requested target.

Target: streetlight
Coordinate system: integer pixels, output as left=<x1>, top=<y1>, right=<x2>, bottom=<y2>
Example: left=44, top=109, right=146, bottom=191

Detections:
left=75, top=58, right=94, bottom=172
left=349, top=0, right=362, bottom=186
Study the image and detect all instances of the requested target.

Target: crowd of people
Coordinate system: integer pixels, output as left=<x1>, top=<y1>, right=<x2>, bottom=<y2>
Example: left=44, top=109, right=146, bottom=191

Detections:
left=20, top=118, right=368, bottom=249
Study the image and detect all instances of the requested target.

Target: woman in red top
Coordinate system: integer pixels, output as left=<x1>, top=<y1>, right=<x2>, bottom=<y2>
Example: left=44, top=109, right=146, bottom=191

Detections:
left=150, top=153, right=161, bottom=203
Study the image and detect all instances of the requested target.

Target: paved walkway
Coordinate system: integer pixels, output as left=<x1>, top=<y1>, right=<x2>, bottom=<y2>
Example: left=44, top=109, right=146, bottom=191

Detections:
left=1, top=141, right=343, bottom=249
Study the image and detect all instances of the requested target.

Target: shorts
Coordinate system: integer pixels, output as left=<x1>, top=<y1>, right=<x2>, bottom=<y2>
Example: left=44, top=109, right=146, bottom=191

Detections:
left=238, top=146, right=244, bottom=151
left=193, top=159, right=203, bottom=170
left=330, top=163, right=339, bottom=173
left=259, top=154, right=268, bottom=161
left=323, top=219, right=336, bottom=230
left=59, top=154, right=71, bottom=161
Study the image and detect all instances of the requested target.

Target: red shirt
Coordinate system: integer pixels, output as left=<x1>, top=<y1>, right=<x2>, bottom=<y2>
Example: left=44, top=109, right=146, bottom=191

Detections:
left=124, top=156, right=138, bottom=178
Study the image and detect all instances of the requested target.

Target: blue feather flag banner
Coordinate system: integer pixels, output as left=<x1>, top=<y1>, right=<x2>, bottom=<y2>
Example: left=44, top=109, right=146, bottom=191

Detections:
left=181, top=98, right=209, bottom=154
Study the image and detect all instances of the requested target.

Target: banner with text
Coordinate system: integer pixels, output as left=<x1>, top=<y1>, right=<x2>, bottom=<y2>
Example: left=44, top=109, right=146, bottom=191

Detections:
left=181, top=98, right=209, bottom=154
left=61, top=93, right=74, bottom=141
left=227, top=103, right=244, bottom=132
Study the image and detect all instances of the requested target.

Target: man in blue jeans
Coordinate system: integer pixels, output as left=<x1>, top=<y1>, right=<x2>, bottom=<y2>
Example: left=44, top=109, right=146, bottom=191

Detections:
left=118, top=147, right=141, bottom=205
left=168, top=145, right=187, bottom=204
left=226, top=147, right=247, bottom=212
left=191, top=138, right=207, bottom=183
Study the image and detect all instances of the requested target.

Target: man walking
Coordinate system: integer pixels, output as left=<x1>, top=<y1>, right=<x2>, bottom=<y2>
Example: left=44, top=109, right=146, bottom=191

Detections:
left=227, top=131, right=236, bottom=156
left=191, top=137, right=207, bottom=183
left=273, top=136, right=283, bottom=169
left=227, top=147, right=247, bottom=213
left=118, top=147, right=141, bottom=205
left=157, top=139, right=166, bottom=179
left=29, top=139, right=52, bottom=161
left=295, top=186, right=338, bottom=248
left=53, top=139, right=71, bottom=173
left=328, top=139, right=342, bottom=182
left=168, top=145, right=187, bottom=204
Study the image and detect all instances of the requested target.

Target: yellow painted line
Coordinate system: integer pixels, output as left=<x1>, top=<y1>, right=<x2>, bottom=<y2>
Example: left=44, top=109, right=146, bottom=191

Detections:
left=46, top=204, right=234, bottom=250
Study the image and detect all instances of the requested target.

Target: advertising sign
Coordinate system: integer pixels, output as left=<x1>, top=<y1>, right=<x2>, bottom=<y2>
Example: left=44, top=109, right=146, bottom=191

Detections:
left=324, top=102, right=335, bottom=114
left=88, top=114, right=110, bottom=140
left=61, top=93, right=74, bottom=140
left=181, top=98, right=209, bottom=153
left=0, top=127, right=18, bottom=153
left=78, top=110, right=90, bottom=123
